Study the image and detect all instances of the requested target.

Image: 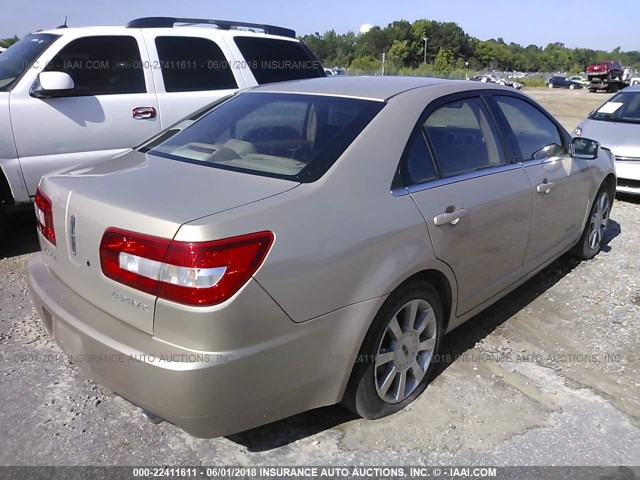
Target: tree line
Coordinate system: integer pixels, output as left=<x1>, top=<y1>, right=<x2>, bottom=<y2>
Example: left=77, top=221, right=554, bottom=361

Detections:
left=299, top=19, right=640, bottom=73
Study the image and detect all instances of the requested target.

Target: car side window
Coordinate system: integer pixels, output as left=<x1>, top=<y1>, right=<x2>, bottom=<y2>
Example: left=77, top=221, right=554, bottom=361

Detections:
left=45, top=36, right=145, bottom=95
left=155, top=37, right=238, bottom=92
left=404, top=132, right=437, bottom=185
left=423, top=97, right=506, bottom=178
left=233, top=37, right=324, bottom=84
left=494, top=96, right=566, bottom=161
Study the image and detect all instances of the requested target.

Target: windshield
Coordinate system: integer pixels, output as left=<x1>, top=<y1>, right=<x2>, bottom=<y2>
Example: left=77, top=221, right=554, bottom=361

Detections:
left=0, top=34, right=59, bottom=91
left=145, top=92, right=384, bottom=182
left=590, top=92, right=640, bottom=124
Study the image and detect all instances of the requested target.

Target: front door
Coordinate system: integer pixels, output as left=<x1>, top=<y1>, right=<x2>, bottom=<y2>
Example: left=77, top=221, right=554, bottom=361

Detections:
left=9, top=33, right=160, bottom=195
left=490, top=94, right=591, bottom=267
left=406, top=95, right=533, bottom=315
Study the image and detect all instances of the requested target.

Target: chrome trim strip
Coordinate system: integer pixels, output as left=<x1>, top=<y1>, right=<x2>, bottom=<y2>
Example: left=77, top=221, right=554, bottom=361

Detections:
left=398, top=163, right=522, bottom=196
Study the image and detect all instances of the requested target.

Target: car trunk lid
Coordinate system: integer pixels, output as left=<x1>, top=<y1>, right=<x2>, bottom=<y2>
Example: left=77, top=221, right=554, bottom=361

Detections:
left=38, top=150, right=298, bottom=333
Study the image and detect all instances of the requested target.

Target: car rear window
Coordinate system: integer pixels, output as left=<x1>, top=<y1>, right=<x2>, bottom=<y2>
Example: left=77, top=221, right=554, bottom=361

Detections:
left=233, top=37, right=325, bottom=84
left=145, top=92, right=384, bottom=182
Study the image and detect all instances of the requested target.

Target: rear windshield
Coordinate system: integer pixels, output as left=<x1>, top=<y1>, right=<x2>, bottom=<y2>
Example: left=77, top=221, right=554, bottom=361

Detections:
left=234, top=37, right=325, bottom=84
left=589, top=91, right=640, bottom=124
left=145, top=92, right=384, bottom=182
left=0, top=34, right=58, bottom=91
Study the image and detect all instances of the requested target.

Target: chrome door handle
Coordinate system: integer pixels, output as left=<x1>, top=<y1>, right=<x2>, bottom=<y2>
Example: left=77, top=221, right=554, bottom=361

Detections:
left=433, top=208, right=467, bottom=226
left=132, top=107, right=157, bottom=119
left=536, top=181, right=555, bottom=194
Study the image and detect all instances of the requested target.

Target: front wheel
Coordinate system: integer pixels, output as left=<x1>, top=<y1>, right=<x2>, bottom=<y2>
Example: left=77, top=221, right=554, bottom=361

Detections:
left=548, top=83, right=554, bottom=89
left=342, top=281, right=443, bottom=419
left=571, top=186, right=613, bottom=260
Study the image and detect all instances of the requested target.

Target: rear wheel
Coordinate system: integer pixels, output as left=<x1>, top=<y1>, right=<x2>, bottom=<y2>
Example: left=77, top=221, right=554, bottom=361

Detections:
left=0, top=205, right=6, bottom=243
left=569, top=83, right=576, bottom=90
left=342, top=281, right=443, bottom=419
left=571, top=185, right=613, bottom=260
left=548, top=83, right=554, bottom=89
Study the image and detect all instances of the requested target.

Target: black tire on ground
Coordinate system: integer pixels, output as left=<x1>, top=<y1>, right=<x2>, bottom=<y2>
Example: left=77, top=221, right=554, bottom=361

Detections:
left=0, top=206, right=6, bottom=243
left=570, top=183, right=614, bottom=260
left=342, top=281, right=444, bottom=419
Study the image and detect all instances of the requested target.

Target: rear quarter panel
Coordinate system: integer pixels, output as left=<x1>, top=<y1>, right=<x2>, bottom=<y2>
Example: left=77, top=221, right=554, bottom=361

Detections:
left=175, top=87, right=464, bottom=324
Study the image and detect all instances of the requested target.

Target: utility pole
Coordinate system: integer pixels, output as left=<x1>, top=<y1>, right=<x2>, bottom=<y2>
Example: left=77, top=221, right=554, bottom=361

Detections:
left=423, top=37, right=429, bottom=64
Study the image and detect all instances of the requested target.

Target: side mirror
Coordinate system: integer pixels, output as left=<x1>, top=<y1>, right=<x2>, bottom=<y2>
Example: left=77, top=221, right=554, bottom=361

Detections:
left=571, top=137, right=599, bottom=160
left=30, top=71, right=75, bottom=98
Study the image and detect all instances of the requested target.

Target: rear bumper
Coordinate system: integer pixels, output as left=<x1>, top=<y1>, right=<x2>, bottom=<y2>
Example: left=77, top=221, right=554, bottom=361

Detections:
left=27, top=254, right=379, bottom=437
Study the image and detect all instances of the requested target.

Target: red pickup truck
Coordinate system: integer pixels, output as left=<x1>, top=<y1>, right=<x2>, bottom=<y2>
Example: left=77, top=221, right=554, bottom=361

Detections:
left=586, top=61, right=625, bottom=92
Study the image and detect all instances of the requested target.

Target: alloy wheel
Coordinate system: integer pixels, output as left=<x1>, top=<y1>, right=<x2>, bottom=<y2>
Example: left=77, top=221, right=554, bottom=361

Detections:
left=374, top=299, right=438, bottom=404
left=588, top=191, right=610, bottom=251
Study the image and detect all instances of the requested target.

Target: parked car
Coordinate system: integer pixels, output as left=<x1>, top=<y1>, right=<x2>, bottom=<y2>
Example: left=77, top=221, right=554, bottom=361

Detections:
left=324, top=67, right=347, bottom=76
left=28, top=77, right=615, bottom=438
left=470, top=74, right=521, bottom=89
left=0, top=16, right=325, bottom=239
left=547, top=76, right=583, bottom=89
left=574, top=85, right=640, bottom=195
left=568, top=75, right=589, bottom=86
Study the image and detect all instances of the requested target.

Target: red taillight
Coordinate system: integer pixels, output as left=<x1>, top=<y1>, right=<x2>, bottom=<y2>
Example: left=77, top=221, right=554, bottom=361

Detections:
left=100, top=228, right=274, bottom=306
left=35, top=187, right=56, bottom=246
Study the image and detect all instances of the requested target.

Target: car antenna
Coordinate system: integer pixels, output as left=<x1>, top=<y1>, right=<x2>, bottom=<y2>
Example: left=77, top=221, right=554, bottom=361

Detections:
left=57, top=16, right=68, bottom=29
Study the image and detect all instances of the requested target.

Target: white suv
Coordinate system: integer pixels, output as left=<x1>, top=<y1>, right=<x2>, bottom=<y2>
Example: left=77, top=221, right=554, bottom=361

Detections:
left=0, top=17, right=324, bottom=236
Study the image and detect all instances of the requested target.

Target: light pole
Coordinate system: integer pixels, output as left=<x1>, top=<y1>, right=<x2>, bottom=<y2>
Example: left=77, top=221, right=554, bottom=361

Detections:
left=423, top=37, right=429, bottom=64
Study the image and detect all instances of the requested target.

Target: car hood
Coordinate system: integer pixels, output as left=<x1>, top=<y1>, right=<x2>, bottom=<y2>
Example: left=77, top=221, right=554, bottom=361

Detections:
left=578, top=118, right=640, bottom=158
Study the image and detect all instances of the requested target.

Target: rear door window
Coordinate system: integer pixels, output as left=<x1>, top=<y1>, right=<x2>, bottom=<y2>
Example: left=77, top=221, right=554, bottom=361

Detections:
left=155, top=37, right=238, bottom=92
left=424, top=97, right=506, bottom=178
left=233, top=37, right=324, bottom=84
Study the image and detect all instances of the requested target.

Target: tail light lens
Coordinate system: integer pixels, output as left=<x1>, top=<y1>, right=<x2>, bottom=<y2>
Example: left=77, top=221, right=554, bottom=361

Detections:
left=35, top=187, right=56, bottom=246
left=100, top=228, right=274, bottom=306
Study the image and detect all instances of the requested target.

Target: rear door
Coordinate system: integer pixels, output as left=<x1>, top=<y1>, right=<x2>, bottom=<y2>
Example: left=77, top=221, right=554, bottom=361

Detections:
left=9, top=32, right=160, bottom=196
left=489, top=94, right=591, bottom=267
left=142, top=31, right=244, bottom=128
left=406, top=93, right=533, bottom=315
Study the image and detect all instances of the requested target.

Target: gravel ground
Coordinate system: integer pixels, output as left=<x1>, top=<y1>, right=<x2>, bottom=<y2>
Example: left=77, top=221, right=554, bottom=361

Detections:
left=0, top=88, right=639, bottom=468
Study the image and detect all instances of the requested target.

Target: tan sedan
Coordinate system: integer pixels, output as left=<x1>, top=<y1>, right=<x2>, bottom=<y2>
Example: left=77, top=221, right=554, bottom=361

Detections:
left=27, top=77, right=615, bottom=437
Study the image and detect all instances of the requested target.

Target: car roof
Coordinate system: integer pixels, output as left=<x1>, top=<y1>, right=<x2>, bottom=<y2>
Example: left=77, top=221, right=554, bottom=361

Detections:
left=35, top=25, right=297, bottom=41
left=248, top=76, right=505, bottom=101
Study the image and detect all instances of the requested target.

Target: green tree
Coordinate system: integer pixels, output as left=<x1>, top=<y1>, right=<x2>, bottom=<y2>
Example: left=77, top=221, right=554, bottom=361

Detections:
left=0, top=35, right=19, bottom=48
left=387, top=40, right=411, bottom=69
left=434, top=47, right=454, bottom=72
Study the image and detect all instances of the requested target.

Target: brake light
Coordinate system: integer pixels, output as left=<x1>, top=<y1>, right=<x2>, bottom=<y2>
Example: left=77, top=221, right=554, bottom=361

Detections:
left=35, top=187, right=56, bottom=246
left=100, top=228, right=274, bottom=306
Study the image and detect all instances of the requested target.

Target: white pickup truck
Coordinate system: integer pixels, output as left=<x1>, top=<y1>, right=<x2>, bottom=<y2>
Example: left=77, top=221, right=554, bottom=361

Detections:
left=0, top=17, right=325, bottom=237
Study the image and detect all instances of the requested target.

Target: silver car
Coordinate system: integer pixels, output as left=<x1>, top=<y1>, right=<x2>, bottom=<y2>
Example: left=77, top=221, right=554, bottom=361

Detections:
left=27, top=77, right=616, bottom=437
left=574, top=85, right=640, bottom=195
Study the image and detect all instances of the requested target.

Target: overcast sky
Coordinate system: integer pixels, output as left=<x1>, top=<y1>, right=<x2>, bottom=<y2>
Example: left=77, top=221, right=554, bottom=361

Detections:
left=0, top=0, right=636, bottom=51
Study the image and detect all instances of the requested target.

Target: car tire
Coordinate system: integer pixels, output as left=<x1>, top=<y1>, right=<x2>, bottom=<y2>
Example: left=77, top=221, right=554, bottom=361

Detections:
left=569, top=83, right=575, bottom=90
left=0, top=205, right=6, bottom=243
left=570, top=184, right=614, bottom=260
left=548, top=83, right=554, bottom=88
left=342, top=281, right=443, bottom=419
